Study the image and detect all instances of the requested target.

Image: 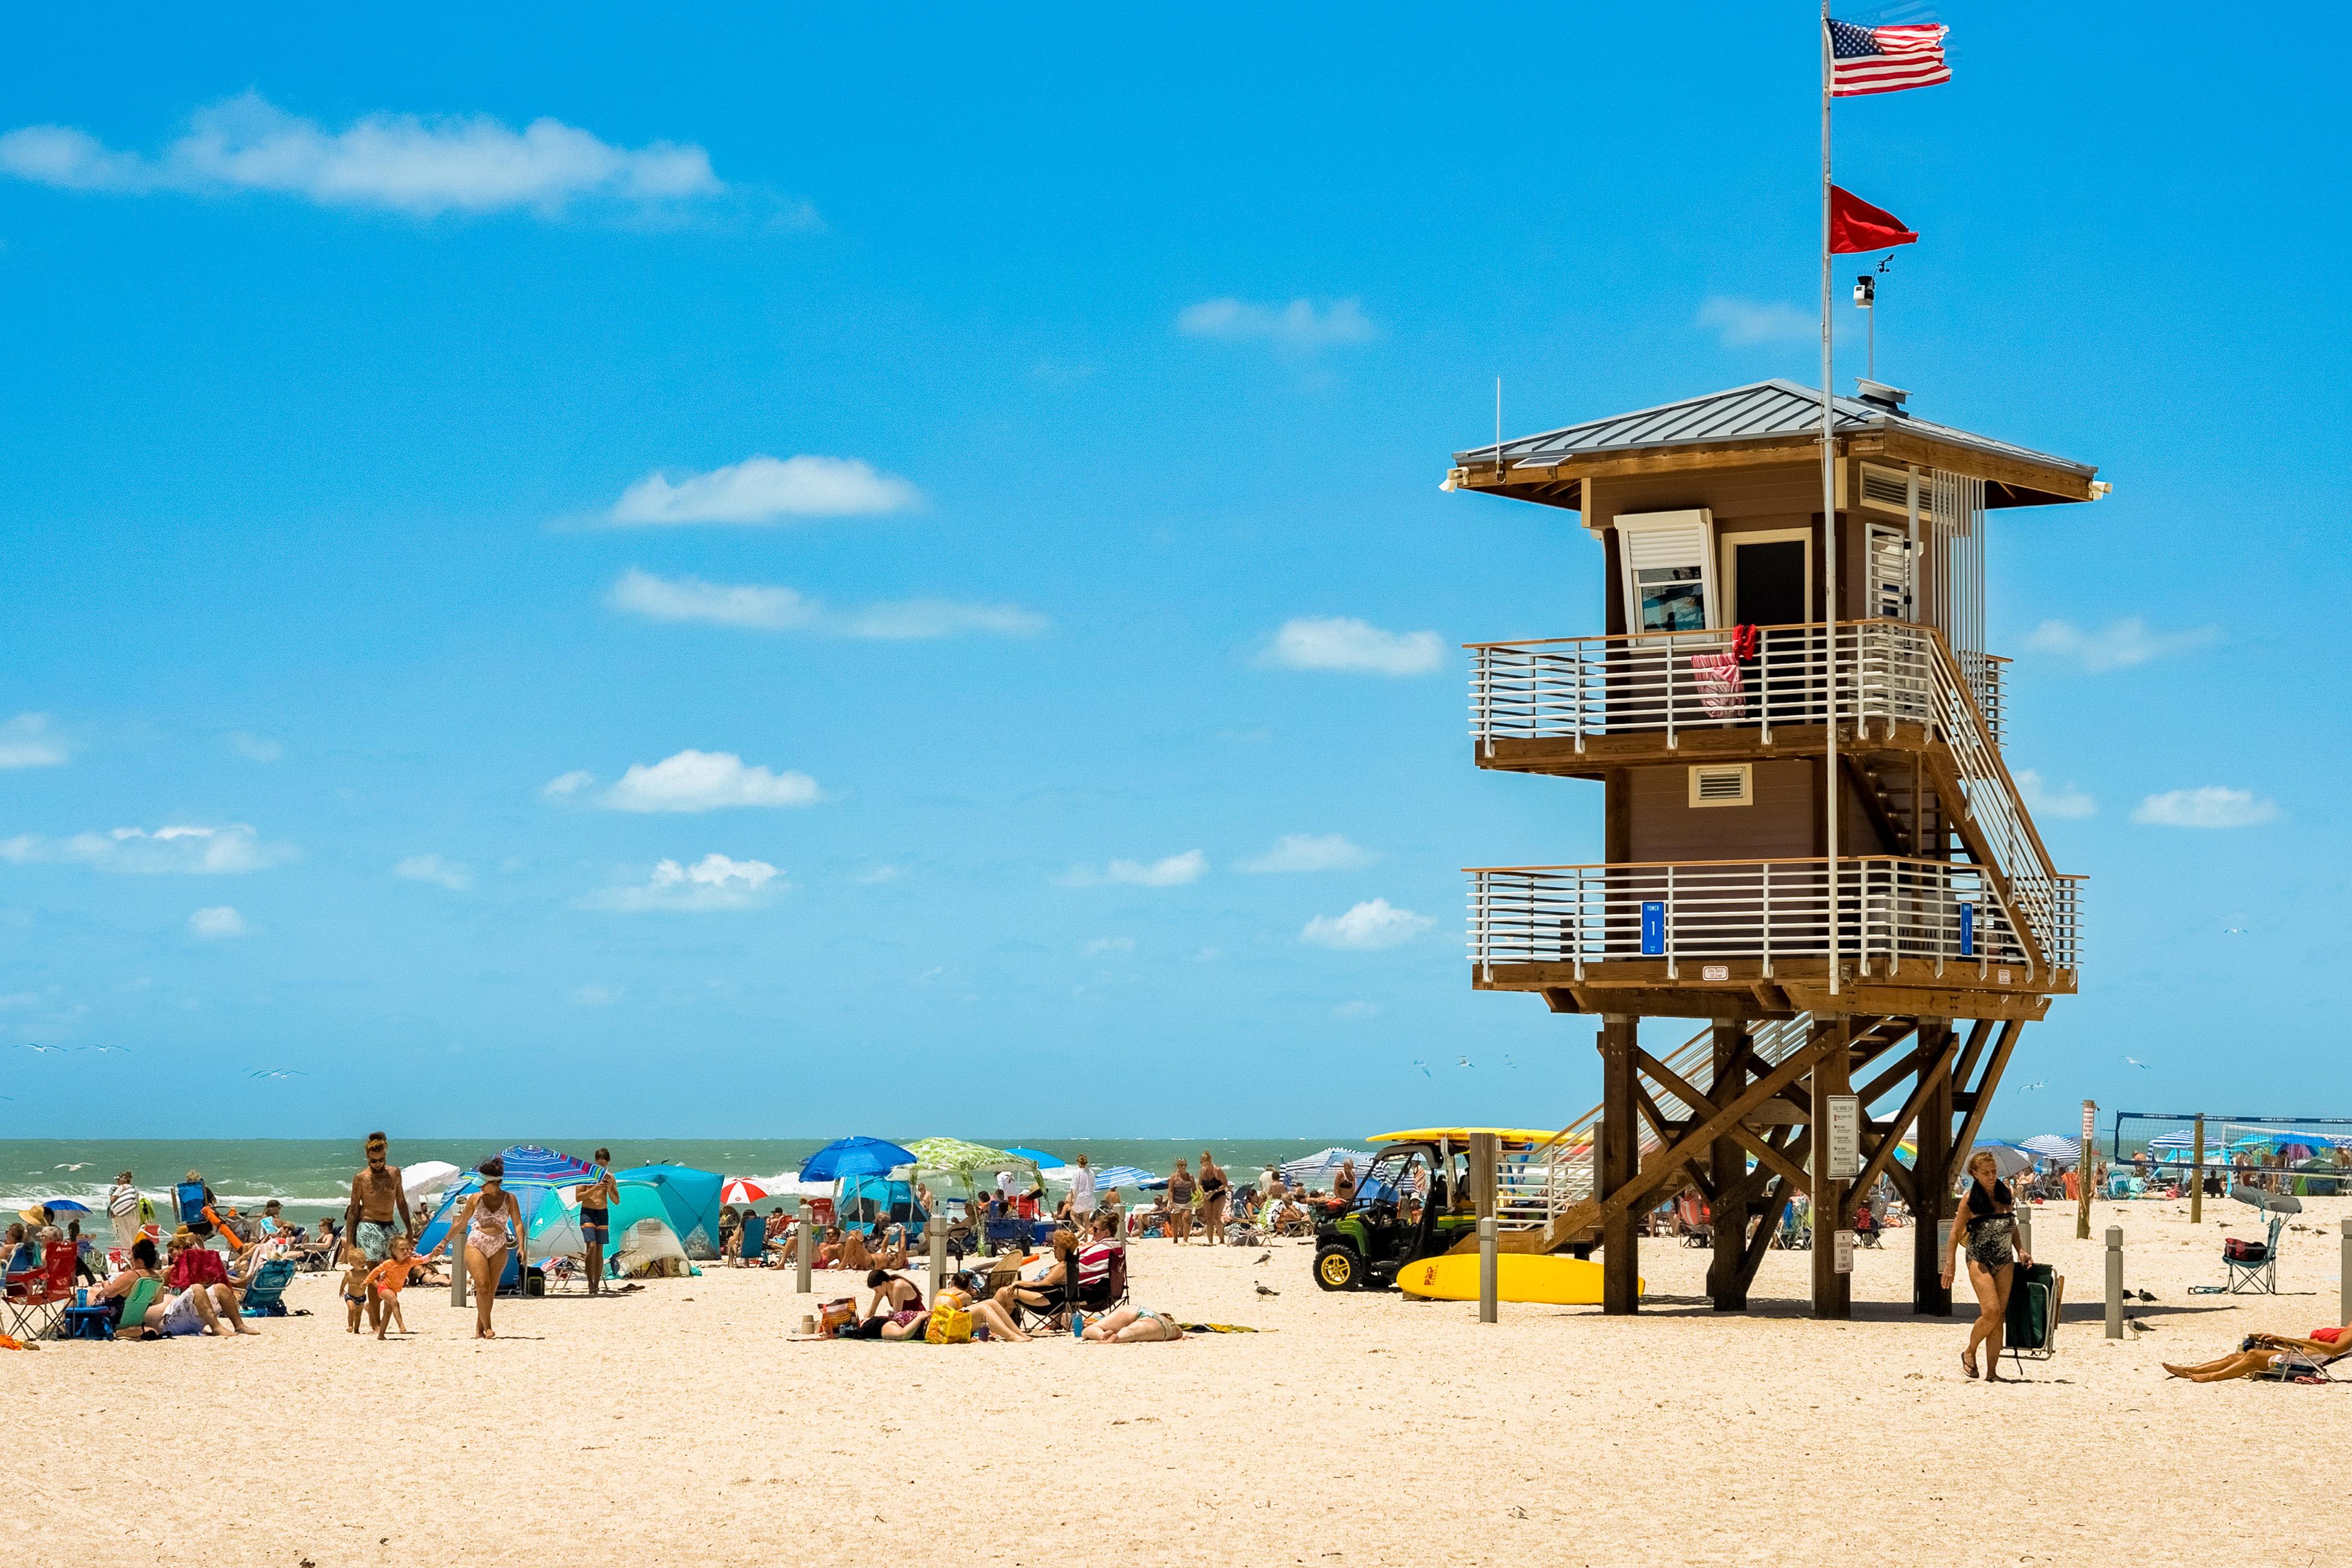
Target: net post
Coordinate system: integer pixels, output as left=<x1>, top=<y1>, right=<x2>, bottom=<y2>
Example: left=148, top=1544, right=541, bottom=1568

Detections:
left=2189, top=1114, right=2204, bottom=1224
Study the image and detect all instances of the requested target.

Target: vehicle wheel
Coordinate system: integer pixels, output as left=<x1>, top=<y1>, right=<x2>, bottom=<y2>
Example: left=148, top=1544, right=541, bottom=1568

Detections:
left=1313, top=1245, right=1361, bottom=1291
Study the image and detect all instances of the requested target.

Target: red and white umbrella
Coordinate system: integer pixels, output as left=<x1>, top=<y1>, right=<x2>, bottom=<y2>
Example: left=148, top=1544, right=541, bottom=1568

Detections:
left=721, top=1177, right=770, bottom=1205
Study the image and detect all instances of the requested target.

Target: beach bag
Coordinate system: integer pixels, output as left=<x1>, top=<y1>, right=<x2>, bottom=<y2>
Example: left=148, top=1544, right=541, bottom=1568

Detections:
left=2224, top=1238, right=2268, bottom=1264
left=817, top=1297, right=858, bottom=1336
left=925, top=1306, right=972, bottom=1344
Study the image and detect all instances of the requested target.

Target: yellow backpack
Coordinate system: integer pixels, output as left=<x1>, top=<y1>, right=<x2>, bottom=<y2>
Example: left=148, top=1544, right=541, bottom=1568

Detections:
left=924, top=1305, right=972, bottom=1344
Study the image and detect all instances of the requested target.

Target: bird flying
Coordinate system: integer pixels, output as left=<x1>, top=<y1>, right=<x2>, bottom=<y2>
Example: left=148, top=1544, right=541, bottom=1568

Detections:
left=2123, top=1056, right=2150, bottom=1069
left=20, top=1042, right=60, bottom=1053
left=249, top=1068, right=308, bottom=1080
left=1456, top=1055, right=1474, bottom=1069
left=1411, top=1060, right=1430, bottom=1077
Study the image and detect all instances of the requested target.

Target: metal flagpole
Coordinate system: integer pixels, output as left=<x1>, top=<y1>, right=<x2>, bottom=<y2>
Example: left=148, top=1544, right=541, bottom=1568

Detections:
left=1819, top=1, right=1839, bottom=996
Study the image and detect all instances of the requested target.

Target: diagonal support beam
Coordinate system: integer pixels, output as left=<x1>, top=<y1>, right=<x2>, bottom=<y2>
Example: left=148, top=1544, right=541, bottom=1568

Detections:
left=1948, top=1019, right=2026, bottom=1163
left=1637, top=1048, right=1815, bottom=1196
left=1851, top=1025, right=1965, bottom=1200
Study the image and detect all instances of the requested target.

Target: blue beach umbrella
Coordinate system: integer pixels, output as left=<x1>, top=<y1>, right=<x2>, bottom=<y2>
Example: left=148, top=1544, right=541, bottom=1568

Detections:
left=39, top=1198, right=93, bottom=1215
left=1004, top=1147, right=1063, bottom=1168
left=800, top=1136, right=916, bottom=1184
left=1083, top=1165, right=1162, bottom=1192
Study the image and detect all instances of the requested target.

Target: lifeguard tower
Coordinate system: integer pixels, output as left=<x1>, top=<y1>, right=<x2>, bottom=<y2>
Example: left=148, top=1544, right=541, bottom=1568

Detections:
left=1446, top=378, right=2098, bottom=1318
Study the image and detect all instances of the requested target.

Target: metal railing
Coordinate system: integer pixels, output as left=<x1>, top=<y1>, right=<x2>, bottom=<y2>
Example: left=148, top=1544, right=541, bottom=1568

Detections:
left=1468, top=619, right=1999, bottom=752
left=1468, top=856, right=2073, bottom=979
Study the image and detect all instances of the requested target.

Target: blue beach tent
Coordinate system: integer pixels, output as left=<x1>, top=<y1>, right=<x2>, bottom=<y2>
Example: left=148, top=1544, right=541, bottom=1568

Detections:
left=616, top=1164, right=724, bottom=1259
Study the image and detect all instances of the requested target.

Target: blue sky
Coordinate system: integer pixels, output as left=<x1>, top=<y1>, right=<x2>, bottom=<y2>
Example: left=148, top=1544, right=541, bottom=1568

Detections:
left=1, top=4, right=2342, bottom=1139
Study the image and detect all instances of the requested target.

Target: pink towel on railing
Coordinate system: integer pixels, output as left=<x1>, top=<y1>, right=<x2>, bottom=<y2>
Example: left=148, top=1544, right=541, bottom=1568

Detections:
left=1691, top=651, right=1744, bottom=718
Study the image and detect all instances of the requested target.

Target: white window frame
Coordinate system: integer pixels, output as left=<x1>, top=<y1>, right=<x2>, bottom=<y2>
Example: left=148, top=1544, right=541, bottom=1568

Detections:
left=1616, top=508, right=1719, bottom=637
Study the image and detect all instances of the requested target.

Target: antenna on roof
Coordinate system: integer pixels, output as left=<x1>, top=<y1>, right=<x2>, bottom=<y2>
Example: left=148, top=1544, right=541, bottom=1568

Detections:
left=1494, top=377, right=1503, bottom=481
left=1852, top=255, right=1892, bottom=381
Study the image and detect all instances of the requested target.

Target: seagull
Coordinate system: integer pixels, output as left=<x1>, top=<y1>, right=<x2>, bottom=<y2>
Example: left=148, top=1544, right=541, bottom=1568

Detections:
left=54, top=1162, right=90, bottom=1171
left=19, top=1042, right=60, bottom=1054
left=1456, top=1055, right=1475, bottom=1069
left=2022, top=1080, right=2047, bottom=1091
left=2123, top=1056, right=2150, bottom=1069
left=2221, top=927, right=2248, bottom=935
left=249, top=1068, right=308, bottom=1080
left=1254, top=1283, right=1279, bottom=1297
left=1253, top=1250, right=1271, bottom=1265
left=1411, top=1060, right=1430, bottom=1077
left=2135, top=1289, right=2156, bottom=1303
left=90, top=1045, right=129, bottom=1054
left=1504, top=1055, right=1518, bottom=1070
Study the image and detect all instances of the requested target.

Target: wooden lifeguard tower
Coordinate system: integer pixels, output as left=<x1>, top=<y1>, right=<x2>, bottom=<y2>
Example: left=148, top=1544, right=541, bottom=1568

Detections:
left=1446, top=377, right=2099, bottom=1318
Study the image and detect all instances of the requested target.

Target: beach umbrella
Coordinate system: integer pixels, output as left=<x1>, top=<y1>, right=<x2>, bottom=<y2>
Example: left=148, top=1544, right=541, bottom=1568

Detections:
left=38, top=1198, right=92, bottom=1216
left=1004, top=1147, right=1063, bottom=1168
left=1084, top=1165, right=1162, bottom=1192
left=721, top=1177, right=770, bottom=1206
left=1966, top=1142, right=2032, bottom=1179
left=903, top=1137, right=1031, bottom=1177
left=485, top=1144, right=599, bottom=1185
left=799, top=1136, right=916, bottom=1184
left=2018, top=1134, right=2079, bottom=1165
left=403, top=1160, right=463, bottom=1198
left=1280, top=1148, right=1376, bottom=1184
left=2149, top=1129, right=2198, bottom=1151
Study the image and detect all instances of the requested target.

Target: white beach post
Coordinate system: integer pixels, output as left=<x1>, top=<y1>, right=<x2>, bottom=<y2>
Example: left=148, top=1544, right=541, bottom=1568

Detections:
left=795, top=1196, right=812, bottom=1295
left=2190, top=1116, right=2205, bottom=1225
left=928, top=1207, right=948, bottom=1306
left=2104, top=1226, right=2123, bottom=1339
left=2015, top=1198, right=2033, bottom=1261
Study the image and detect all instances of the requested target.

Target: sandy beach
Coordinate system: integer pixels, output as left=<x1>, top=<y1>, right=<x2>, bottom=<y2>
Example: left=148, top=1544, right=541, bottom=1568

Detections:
left=17, top=1193, right=2351, bottom=1568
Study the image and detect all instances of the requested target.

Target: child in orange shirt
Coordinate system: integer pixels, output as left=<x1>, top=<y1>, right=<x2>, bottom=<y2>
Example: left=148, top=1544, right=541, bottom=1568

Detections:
left=365, top=1234, right=439, bottom=1340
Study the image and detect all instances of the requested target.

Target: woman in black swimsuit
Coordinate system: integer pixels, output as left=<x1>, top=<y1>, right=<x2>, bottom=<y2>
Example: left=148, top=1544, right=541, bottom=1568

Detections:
left=1941, top=1149, right=2032, bottom=1381
left=1198, top=1151, right=1228, bottom=1245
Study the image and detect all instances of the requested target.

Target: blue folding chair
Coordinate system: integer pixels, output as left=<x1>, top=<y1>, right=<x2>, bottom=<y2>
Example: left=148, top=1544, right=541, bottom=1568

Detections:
left=239, top=1257, right=298, bottom=1316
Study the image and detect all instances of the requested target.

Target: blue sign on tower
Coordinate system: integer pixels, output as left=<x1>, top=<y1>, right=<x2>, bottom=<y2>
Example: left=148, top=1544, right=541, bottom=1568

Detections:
left=1959, top=902, right=1975, bottom=958
left=1640, top=900, right=1666, bottom=956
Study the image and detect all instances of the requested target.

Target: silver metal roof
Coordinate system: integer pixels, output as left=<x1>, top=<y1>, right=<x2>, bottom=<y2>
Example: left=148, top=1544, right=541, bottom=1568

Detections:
left=1451, top=379, right=2094, bottom=481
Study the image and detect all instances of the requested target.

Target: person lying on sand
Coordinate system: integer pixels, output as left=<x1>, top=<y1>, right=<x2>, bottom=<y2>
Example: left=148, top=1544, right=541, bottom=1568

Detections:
left=1078, top=1303, right=1183, bottom=1343
left=2165, top=1323, right=2351, bottom=1383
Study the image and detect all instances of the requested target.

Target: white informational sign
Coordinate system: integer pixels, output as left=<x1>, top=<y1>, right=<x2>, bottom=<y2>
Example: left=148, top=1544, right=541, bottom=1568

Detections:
left=1833, top=1229, right=1855, bottom=1274
left=1701, top=964, right=1729, bottom=982
left=1827, top=1094, right=1862, bottom=1180
left=2081, top=1100, right=2098, bottom=1151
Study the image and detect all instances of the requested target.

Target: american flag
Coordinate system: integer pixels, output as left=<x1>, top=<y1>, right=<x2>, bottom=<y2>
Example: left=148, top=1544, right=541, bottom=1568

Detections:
left=1828, top=19, right=1951, bottom=96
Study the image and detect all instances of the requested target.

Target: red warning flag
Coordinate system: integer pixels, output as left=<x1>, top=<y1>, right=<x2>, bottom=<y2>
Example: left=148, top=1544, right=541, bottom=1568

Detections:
left=1829, top=186, right=1918, bottom=254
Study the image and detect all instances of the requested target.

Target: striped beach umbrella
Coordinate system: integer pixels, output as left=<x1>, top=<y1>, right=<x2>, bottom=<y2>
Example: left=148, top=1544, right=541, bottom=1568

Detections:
left=721, top=1177, right=770, bottom=1205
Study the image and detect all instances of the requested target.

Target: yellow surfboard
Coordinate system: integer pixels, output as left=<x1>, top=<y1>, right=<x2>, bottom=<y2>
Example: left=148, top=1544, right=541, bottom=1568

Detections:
left=1394, top=1251, right=1635, bottom=1305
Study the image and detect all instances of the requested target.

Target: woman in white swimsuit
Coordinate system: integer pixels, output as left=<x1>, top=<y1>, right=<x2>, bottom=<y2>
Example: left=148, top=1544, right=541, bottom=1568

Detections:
left=447, top=1156, right=527, bottom=1339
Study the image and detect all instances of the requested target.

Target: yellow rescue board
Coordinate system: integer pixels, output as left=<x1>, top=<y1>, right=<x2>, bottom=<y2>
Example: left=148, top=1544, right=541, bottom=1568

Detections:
left=1394, top=1252, right=1636, bottom=1304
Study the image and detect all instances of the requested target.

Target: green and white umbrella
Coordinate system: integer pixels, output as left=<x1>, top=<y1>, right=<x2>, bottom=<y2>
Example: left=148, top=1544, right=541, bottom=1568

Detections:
left=902, top=1137, right=1034, bottom=1177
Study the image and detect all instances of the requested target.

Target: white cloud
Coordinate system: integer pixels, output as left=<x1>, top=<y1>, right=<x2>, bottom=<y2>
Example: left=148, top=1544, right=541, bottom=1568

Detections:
left=542, top=770, right=596, bottom=799
left=1303, top=898, right=1433, bottom=950
left=0, top=713, right=70, bottom=769
left=570, top=983, right=623, bottom=1007
left=1238, top=832, right=1376, bottom=874
left=188, top=906, right=246, bottom=939
left=2014, top=770, right=2096, bottom=821
left=2023, top=617, right=2218, bottom=672
left=394, top=853, right=473, bottom=891
left=1059, top=850, right=1206, bottom=889
left=1262, top=616, right=1443, bottom=677
left=0, top=824, right=292, bottom=874
left=1082, top=936, right=1136, bottom=955
left=1332, top=1000, right=1380, bottom=1019
left=1177, top=297, right=1377, bottom=353
left=1696, top=296, right=1815, bottom=347
left=586, top=853, right=782, bottom=912
left=600, top=750, right=823, bottom=813
left=609, top=455, right=918, bottom=526
left=852, top=865, right=903, bottom=885
left=227, top=731, right=283, bottom=762
left=608, top=569, right=1044, bottom=640
left=2131, top=786, right=2280, bottom=829
left=0, top=92, right=721, bottom=217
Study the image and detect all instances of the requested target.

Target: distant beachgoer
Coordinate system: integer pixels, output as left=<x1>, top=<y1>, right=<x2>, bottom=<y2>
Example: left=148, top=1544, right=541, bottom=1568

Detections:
left=65, top=1219, right=98, bottom=1283
left=1943, top=1149, right=2029, bottom=1381
left=108, top=1171, right=142, bottom=1251
left=366, top=1234, right=435, bottom=1339
left=580, top=1149, right=618, bottom=1295
left=1070, top=1155, right=1096, bottom=1219
left=1079, top=1303, right=1183, bottom=1343
left=1004, top=1231, right=1078, bottom=1314
left=1333, top=1160, right=1358, bottom=1207
left=86, top=1236, right=165, bottom=1329
left=446, top=1157, right=526, bottom=1340
left=4, top=1222, right=32, bottom=1274
left=1198, top=1152, right=1228, bottom=1243
left=1257, top=1166, right=1277, bottom=1201
left=1167, top=1160, right=1196, bottom=1244
left=343, top=1133, right=413, bottom=1333
left=156, top=1232, right=256, bottom=1336
left=2166, top=1322, right=2352, bottom=1383
left=182, top=1171, right=219, bottom=1240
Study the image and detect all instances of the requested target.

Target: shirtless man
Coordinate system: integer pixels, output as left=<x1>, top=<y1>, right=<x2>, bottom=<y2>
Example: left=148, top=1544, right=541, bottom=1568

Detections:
left=578, top=1148, right=619, bottom=1296
left=343, top=1132, right=413, bottom=1333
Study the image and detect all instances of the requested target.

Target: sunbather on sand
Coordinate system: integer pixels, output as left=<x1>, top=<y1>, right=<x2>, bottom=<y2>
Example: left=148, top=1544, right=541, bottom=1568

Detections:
left=1078, top=1303, right=1183, bottom=1343
left=2165, top=1323, right=2350, bottom=1383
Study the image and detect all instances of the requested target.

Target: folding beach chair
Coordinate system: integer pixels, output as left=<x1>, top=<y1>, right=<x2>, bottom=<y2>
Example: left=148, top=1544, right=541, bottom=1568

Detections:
left=1674, top=1190, right=1713, bottom=1249
left=5, top=1247, right=78, bottom=1340
left=2003, top=1263, right=2064, bottom=1369
left=2192, top=1187, right=2297, bottom=1295
left=738, top=1213, right=767, bottom=1267
left=238, top=1257, right=297, bottom=1317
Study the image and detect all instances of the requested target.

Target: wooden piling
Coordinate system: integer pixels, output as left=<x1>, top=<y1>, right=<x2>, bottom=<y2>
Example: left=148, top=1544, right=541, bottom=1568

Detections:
left=1599, top=1016, right=1640, bottom=1315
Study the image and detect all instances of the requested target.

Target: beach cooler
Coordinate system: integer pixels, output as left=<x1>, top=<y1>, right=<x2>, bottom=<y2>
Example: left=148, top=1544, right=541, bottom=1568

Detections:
left=2004, top=1263, right=2063, bottom=1367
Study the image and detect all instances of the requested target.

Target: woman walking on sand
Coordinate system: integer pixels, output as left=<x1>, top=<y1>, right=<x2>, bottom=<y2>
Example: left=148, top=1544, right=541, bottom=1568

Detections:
left=446, top=1157, right=527, bottom=1339
left=1166, top=1159, right=1196, bottom=1244
left=1198, top=1151, right=1228, bottom=1245
left=1943, top=1149, right=2030, bottom=1381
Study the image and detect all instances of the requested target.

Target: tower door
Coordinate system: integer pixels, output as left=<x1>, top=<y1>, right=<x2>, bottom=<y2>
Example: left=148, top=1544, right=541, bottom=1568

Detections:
left=1727, top=534, right=1809, bottom=628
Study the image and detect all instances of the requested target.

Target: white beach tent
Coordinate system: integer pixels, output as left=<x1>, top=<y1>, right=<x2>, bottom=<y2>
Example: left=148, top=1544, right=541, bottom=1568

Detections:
left=402, top=1160, right=463, bottom=1200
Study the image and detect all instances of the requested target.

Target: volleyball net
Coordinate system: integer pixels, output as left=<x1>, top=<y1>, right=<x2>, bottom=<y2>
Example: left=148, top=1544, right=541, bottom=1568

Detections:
left=2112, top=1110, right=2352, bottom=1180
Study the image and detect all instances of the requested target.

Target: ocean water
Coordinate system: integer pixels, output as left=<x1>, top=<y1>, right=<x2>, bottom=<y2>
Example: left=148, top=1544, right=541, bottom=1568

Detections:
left=0, top=1136, right=1361, bottom=1227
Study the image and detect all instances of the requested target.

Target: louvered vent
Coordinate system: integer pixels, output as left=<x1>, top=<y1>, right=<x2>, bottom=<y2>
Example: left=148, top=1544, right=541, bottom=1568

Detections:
left=1688, top=763, right=1753, bottom=808
left=1858, top=462, right=1913, bottom=514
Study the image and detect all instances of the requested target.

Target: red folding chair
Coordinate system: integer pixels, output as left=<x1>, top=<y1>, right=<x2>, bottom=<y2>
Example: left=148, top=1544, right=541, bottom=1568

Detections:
left=6, top=1247, right=78, bottom=1339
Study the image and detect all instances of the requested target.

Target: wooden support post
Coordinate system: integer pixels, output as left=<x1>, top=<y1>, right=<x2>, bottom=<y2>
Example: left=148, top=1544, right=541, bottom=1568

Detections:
left=2076, top=1099, right=2096, bottom=1241
left=1707, top=1019, right=1749, bottom=1311
left=2189, top=1115, right=2205, bottom=1225
left=1809, top=1015, right=1853, bottom=1320
left=1599, top=1016, right=1640, bottom=1315
left=1912, top=1020, right=1953, bottom=1316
